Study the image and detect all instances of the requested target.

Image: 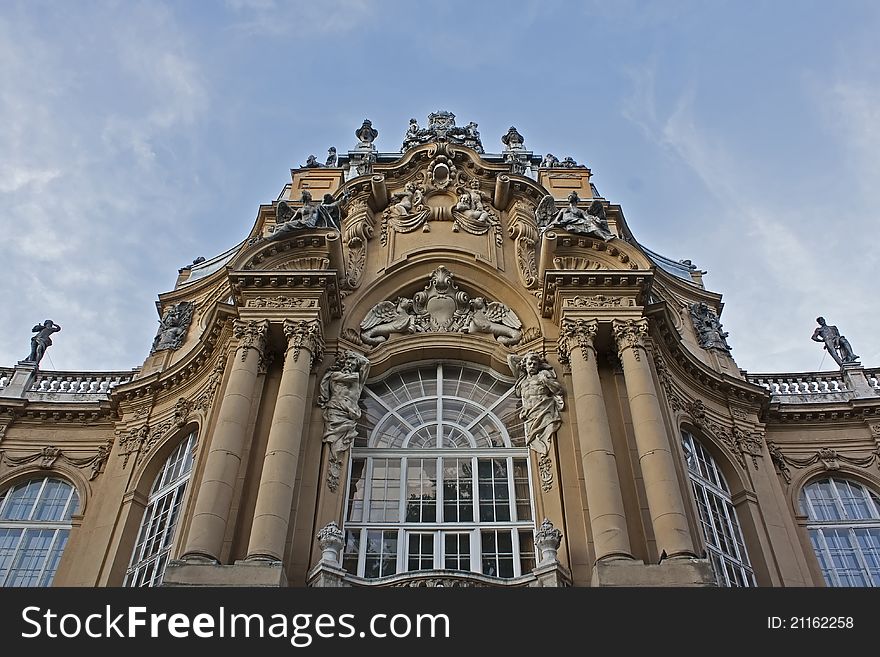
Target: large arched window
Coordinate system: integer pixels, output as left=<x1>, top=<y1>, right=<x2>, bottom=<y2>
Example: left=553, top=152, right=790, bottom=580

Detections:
left=681, top=430, right=755, bottom=587
left=343, top=363, right=536, bottom=579
left=0, top=476, right=79, bottom=587
left=800, top=477, right=880, bottom=587
left=124, top=430, right=197, bottom=586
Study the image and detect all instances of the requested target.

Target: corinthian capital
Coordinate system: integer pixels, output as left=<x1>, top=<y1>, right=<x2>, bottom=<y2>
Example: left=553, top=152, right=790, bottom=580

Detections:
left=233, top=319, right=270, bottom=362
left=612, top=318, right=649, bottom=356
left=558, top=318, right=599, bottom=366
left=283, top=318, right=324, bottom=370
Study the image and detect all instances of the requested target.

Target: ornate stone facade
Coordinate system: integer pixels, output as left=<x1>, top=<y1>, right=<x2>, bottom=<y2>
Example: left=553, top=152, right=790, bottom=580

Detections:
left=1, top=112, right=877, bottom=591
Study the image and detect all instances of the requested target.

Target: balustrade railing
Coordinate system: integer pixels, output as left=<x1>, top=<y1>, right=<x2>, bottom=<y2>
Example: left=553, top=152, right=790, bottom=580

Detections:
left=28, top=370, right=137, bottom=395
left=746, top=372, right=848, bottom=397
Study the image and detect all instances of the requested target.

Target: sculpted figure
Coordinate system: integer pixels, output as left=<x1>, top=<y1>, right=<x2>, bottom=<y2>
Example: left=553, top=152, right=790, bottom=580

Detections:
left=151, top=302, right=194, bottom=353
left=546, top=191, right=613, bottom=241
left=690, top=302, right=732, bottom=353
left=540, top=153, right=559, bottom=168
left=389, top=182, right=421, bottom=218
left=452, top=179, right=492, bottom=231
left=270, top=190, right=323, bottom=240
left=465, top=297, right=522, bottom=346
left=508, top=352, right=564, bottom=455
left=318, top=189, right=349, bottom=231
left=24, top=320, right=61, bottom=366
left=812, top=316, right=859, bottom=367
left=303, top=154, right=322, bottom=168
left=501, top=126, right=525, bottom=151
left=325, top=147, right=338, bottom=167
left=318, top=351, right=370, bottom=458
left=355, top=119, right=378, bottom=148
left=360, top=297, right=419, bottom=346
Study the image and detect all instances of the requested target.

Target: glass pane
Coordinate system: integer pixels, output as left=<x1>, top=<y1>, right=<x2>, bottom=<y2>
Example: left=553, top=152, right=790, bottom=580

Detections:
left=519, top=529, right=536, bottom=573
left=407, top=533, right=434, bottom=571
left=368, top=459, right=400, bottom=523
left=444, top=533, right=470, bottom=570
left=34, top=479, right=73, bottom=521
left=478, top=459, right=510, bottom=522
left=346, top=459, right=366, bottom=522
left=405, top=459, right=437, bottom=523
left=1, top=480, right=42, bottom=521
left=442, top=459, right=473, bottom=523
left=364, top=530, right=397, bottom=578
left=513, top=459, right=531, bottom=521
left=342, top=530, right=360, bottom=574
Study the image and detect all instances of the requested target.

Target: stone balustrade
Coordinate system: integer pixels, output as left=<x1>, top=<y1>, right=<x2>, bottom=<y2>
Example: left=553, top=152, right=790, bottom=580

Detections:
left=865, top=368, right=880, bottom=393
left=746, top=372, right=848, bottom=396
left=0, top=367, right=13, bottom=391
left=28, top=370, right=137, bottom=396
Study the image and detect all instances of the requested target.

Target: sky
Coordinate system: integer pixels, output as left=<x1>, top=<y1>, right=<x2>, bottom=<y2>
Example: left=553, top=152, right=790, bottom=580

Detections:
left=1, top=0, right=878, bottom=376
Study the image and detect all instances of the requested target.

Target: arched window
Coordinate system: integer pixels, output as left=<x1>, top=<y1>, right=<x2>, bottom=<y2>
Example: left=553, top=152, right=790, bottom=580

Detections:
left=800, top=477, right=880, bottom=587
left=0, top=476, right=79, bottom=587
left=124, top=430, right=197, bottom=586
left=343, top=363, right=536, bottom=579
left=681, top=430, right=755, bottom=587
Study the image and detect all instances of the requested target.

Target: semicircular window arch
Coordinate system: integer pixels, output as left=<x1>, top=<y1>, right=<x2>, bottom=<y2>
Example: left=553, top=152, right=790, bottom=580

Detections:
left=0, top=476, right=79, bottom=587
left=344, top=362, right=535, bottom=580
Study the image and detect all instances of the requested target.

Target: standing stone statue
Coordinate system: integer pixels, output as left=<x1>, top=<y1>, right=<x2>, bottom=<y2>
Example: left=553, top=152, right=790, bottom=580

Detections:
left=508, top=352, right=564, bottom=455
left=812, top=316, right=859, bottom=367
left=318, top=351, right=371, bottom=459
left=24, top=320, right=61, bottom=366
left=325, top=146, right=338, bottom=167
left=689, top=302, right=732, bottom=353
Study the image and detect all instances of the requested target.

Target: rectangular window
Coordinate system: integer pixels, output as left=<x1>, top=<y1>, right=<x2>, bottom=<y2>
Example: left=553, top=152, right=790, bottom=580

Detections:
left=368, top=458, right=400, bottom=522
left=342, top=530, right=360, bottom=575
left=513, top=459, right=531, bottom=521
left=346, top=459, right=366, bottom=522
left=407, top=533, right=434, bottom=571
left=442, top=458, right=473, bottom=522
left=518, top=529, right=536, bottom=573
left=443, top=533, right=470, bottom=570
left=481, top=529, right=514, bottom=578
left=405, top=458, right=437, bottom=522
left=478, top=459, right=510, bottom=522
left=363, top=530, right=398, bottom=578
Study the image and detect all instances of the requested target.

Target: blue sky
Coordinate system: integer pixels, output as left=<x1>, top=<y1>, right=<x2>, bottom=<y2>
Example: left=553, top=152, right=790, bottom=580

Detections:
left=1, top=0, right=878, bottom=374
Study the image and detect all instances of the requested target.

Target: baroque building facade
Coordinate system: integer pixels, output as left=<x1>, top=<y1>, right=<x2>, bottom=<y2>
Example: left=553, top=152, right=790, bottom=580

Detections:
left=1, top=112, right=878, bottom=588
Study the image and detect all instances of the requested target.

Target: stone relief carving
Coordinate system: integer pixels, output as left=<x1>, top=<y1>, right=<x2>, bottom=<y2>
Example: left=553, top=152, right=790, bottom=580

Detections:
left=174, top=397, right=190, bottom=428
left=508, top=352, right=564, bottom=456
left=270, top=189, right=348, bottom=240
left=0, top=441, right=112, bottom=480
left=151, top=302, right=194, bottom=354
left=359, top=266, right=522, bottom=347
left=507, top=201, right=539, bottom=289
left=689, top=302, right=732, bottom=353
left=401, top=111, right=484, bottom=153
left=451, top=179, right=503, bottom=244
left=381, top=181, right=430, bottom=243
left=766, top=440, right=792, bottom=484
left=341, top=198, right=375, bottom=291
left=233, top=319, right=269, bottom=364
left=613, top=318, right=649, bottom=362
left=811, top=316, right=859, bottom=367
left=245, top=296, right=319, bottom=309
left=318, top=350, right=370, bottom=492
left=775, top=446, right=878, bottom=473
left=566, top=294, right=624, bottom=309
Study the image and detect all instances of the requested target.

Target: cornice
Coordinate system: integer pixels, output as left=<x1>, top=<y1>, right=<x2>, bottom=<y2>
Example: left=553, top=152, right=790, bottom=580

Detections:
left=230, top=270, right=342, bottom=320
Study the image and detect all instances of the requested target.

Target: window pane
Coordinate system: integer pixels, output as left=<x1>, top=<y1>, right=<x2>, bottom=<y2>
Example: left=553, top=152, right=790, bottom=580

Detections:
left=346, top=459, right=366, bottom=523
left=364, top=530, right=397, bottom=578
left=442, top=458, right=473, bottom=523
left=478, top=459, right=510, bottom=522
left=368, top=458, right=401, bottom=523
left=342, top=530, right=360, bottom=575
left=519, top=529, right=536, bottom=573
left=444, top=533, right=470, bottom=570
left=405, top=459, right=437, bottom=522
left=407, top=533, right=434, bottom=571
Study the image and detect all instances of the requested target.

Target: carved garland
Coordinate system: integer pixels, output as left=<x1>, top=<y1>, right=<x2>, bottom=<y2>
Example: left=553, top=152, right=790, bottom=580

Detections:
left=0, top=440, right=113, bottom=481
left=769, top=444, right=880, bottom=484
left=341, top=198, right=375, bottom=291
left=507, top=200, right=539, bottom=289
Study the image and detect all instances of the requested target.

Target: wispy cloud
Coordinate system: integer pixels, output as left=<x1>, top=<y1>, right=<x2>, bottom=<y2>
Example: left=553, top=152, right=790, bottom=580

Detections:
left=224, top=0, right=375, bottom=36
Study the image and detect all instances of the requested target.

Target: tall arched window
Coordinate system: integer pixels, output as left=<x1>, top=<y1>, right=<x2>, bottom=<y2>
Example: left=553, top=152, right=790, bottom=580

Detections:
left=124, top=430, right=197, bottom=586
left=0, top=476, right=79, bottom=587
left=343, top=363, right=536, bottom=579
left=681, top=430, right=755, bottom=587
left=800, top=477, right=880, bottom=587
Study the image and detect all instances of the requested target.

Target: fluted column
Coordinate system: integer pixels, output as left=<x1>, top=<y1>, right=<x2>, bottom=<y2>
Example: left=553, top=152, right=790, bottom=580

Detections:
left=182, top=319, right=269, bottom=562
left=559, top=318, right=632, bottom=561
left=613, top=318, right=697, bottom=559
left=246, top=319, right=324, bottom=562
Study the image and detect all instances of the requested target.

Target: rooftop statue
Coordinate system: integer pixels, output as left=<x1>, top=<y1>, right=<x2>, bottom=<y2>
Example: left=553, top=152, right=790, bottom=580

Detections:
left=303, top=154, right=322, bottom=168
left=539, top=153, right=559, bottom=168
left=537, top=191, right=614, bottom=241
left=812, top=316, right=859, bottom=367
left=151, top=302, right=195, bottom=354
left=400, top=112, right=484, bottom=152
left=23, top=320, right=61, bottom=367
left=269, top=189, right=348, bottom=241
left=325, top=147, right=338, bottom=167
left=690, top=302, right=732, bottom=353
left=501, top=126, right=525, bottom=151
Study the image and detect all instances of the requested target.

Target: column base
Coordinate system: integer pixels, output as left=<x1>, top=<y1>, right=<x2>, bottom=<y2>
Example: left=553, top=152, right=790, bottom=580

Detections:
left=529, top=561, right=572, bottom=587
left=306, top=561, right=350, bottom=588
left=162, top=559, right=287, bottom=587
left=591, top=558, right=716, bottom=587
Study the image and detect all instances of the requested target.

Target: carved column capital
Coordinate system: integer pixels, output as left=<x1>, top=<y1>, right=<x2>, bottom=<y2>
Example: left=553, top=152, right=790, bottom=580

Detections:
left=232, top=319, right=270, bottom=364
left=612, top=318, right=649, bottom=359
left=558, top=318, right=599, bottom=366
left=282, top=318, right=324, bottom=370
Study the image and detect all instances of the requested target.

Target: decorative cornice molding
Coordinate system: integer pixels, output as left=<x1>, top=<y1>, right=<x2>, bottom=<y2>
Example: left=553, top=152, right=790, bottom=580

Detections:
left=776, top=446, right=879, bottom=474
left=245, top=296, right=319, bottom=309
left=283, top=319, right=324, bottom=371
left=565, top=294, right=625, bottom=308
left=557, top=318, right=598, bottom=367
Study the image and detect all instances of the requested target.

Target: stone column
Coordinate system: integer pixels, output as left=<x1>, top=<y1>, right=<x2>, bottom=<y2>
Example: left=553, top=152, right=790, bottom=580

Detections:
left=613, top=318, right=697, bottom=559
left=181, top=319, right=269, bottom=562
left=559, top=318, right=632, bottom=561
left=246, top=319, right=324, bottom=562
